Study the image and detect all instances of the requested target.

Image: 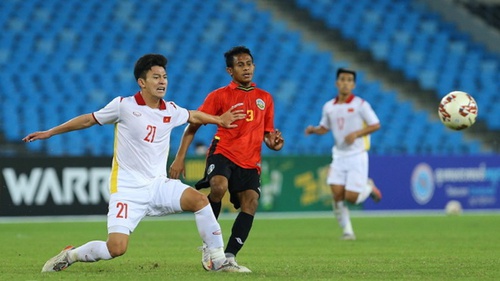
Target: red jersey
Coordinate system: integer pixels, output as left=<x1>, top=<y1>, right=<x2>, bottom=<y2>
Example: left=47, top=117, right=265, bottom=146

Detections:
left=198, top=81, right=275, bottom=171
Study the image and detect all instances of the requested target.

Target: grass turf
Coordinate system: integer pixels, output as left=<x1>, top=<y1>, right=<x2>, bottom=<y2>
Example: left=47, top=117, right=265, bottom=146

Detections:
left=1, top=213, right=499, bottom=281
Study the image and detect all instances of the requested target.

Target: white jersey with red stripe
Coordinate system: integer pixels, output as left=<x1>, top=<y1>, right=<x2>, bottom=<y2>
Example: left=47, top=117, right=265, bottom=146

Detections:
left=92, top=92, right=189, bottom=192
left=319, top=94, right=379, bottom=157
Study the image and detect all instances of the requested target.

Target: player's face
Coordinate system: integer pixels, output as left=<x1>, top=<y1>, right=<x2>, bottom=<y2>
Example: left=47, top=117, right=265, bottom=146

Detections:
left=140, top=66, right=168, bottom=100
left=227, top=53, right=254, bottom=86
left=336, top=73, right=355, bottom=95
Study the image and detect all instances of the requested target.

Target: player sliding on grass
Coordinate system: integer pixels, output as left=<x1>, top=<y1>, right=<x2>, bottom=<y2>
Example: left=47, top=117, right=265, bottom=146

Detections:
left=305, top=68, right=381, bottom=240
left=23, top=54, right=250, bottom=273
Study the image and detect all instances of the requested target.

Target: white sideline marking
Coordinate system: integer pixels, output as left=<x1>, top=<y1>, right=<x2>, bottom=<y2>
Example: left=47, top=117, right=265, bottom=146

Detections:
left=0, top=210, right=499, bottom=224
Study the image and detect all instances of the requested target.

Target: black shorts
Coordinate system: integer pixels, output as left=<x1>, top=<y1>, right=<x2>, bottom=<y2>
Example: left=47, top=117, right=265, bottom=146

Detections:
left=195, top=153, right=261, bottom=209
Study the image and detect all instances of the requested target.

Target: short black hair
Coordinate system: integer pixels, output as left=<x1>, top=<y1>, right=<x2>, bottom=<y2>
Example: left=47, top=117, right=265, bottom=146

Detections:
left=134, top=54, right=168, bottom=80
left=224, top=46, right=253, bottom=67
left=336, top=68, right=356, bottom=82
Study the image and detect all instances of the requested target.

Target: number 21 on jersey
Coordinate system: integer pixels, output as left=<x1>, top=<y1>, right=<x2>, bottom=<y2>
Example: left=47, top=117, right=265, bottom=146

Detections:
left=144, top=125, right=156, bottom=142
left=116, top=202, right=128, bottom=219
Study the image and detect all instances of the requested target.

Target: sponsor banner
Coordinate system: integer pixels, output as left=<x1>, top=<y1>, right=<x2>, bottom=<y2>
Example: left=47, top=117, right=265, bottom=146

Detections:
left=0, top=157, right=112, bottom=216
left=365, top=155, right=500, bottom=210
left=171, top=156, right=342, bottom=213
left=1, top=155, right=498, bottom=216
left=0, top=156, right=337, bottom=216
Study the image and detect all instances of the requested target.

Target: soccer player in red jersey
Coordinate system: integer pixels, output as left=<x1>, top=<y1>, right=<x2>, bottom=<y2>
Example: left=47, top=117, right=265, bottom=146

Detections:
left=170, top=46, right=284, bottom=272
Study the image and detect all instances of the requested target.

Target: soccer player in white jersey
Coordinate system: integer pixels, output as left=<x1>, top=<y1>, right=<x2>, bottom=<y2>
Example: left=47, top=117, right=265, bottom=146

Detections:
left=305, top=68, right=382, bottom=240
left=22, top=54, right=251, bottom=272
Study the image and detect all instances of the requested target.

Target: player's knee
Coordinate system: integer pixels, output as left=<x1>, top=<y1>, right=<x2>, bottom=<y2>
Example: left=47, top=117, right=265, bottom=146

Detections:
left=106, top=240, right=127, bottom=257
left=241, top=201, right=258, bottom=215
left=181, top=189, right=209, bottom=212
left=344, top=193, right=358, bottom=204
left=108, top=248, right=126, bottom=258
left=209, top=182, right=227, bottom=201
left=193, top=191, right=209, bottom=210
left=239, top=191, right=259, bottom=214
left=210, top=188, right=226, bottom=201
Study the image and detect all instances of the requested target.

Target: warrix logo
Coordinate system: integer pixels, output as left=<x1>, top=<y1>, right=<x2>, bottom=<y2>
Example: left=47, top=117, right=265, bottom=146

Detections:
left=2, top=167, right=110, bottom=205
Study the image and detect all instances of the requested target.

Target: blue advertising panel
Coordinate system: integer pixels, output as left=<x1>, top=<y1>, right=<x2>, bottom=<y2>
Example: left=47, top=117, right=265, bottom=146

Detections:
left=364, top=155, right=500, bottom=210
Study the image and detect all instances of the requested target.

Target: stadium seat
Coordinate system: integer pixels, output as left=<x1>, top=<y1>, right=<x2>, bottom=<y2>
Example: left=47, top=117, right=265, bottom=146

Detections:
left=0, top=0, right=492, bottom=156
left=294, top=0, right=497, bottom=154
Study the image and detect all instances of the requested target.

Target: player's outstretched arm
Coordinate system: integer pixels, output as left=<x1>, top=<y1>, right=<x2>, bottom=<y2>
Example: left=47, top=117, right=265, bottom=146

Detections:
left=22, top=113, right=98, bottom=143
left=188, top=104, right=246, bottom=128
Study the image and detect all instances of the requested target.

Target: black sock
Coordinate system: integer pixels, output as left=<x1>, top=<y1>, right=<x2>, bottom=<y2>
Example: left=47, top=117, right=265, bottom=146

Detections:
left=225, top=212, right=254, bottom=256
left=208, top=194, right=222, bottom=219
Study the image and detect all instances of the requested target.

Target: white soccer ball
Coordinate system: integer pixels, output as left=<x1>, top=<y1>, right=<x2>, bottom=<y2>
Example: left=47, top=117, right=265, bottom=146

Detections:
left=438, top=91, right=478, bottom=130
left=445, top=200, right=463, bottom=215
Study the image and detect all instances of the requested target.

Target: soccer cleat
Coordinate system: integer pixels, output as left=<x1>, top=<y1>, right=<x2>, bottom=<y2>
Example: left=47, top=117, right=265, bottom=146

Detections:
left=225, top=257, right=251, bottom=272
left=368, top=178, right=382, bottom=203
left=199, top=243, right=212, bottom=271
left=41, top=245, right=75, bottom=272
left=213, top=260, right=252, bottom=273
left=341, top=233, right=356, bottom=240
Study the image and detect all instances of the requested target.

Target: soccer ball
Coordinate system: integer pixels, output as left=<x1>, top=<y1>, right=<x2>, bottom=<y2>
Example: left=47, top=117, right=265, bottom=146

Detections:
left=438, top=91, right=478, bottom=130
left=445, top=200, right=463, bottom=216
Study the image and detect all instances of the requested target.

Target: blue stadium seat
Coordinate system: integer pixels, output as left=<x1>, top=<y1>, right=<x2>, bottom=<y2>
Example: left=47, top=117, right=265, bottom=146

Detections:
left=0, top=0, right=492, bottom=156
left=294, top=0, right=497, bottom=154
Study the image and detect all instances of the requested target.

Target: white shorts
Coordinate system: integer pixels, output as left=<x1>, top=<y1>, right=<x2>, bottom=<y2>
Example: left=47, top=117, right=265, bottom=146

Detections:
left=327, top=152, right=368, bottom=193
left=107, top=176, right=190, bottom=234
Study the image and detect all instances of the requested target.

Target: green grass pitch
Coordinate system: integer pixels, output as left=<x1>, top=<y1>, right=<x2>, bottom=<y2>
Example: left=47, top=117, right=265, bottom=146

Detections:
left=1, top=213, right=499, bottom=281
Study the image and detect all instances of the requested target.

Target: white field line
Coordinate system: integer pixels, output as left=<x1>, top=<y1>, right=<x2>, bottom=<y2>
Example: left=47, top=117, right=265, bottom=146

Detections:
left=1, top=210, right=499, bottom=224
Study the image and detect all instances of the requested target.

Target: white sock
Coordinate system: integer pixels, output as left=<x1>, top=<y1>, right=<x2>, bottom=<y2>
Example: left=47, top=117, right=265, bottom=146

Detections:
left=341, top=204, right=354, bottom=235
left=209, top=247, right=227, bottom=269
left=195, top=204, right=225, bottom=249
left=69, top=241, right=112, bottom=263
left=333, top=201, right=343, bottom=227
left=334, top=201, right=354, bottom=235
left=355, top=183, right=372, bottom=204
left=195, top=205, right=226, bottom=269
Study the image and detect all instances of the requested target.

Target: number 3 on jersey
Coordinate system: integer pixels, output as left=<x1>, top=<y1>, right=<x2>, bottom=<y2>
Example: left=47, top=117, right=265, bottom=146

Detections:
left=246, top=109, right=254, bottom=122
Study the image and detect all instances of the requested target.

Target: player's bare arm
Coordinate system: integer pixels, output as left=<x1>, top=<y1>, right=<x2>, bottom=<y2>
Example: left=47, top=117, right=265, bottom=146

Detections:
left=169, top=123, right=201, bottom=179
left=22, top=113, right=98, bottom=143
left=304, top=125, right=329, bottom=135
left=344, top=123, right=381, bottom=144
left=188, top=105, right=245, bottom=128
left=264, top=129, right=284, bottom=151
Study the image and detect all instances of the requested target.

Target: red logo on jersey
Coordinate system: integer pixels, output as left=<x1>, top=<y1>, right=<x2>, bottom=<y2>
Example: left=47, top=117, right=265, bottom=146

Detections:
left=163, top=116, right=171, bottom=123
left=348, top=108, right=354, bottom=112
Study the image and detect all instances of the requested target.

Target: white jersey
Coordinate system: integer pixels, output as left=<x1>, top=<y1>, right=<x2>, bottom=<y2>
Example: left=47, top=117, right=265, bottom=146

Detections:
left=319, top=94, right=379, bottom=157
left=93, top=92, right=189, bottom=192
